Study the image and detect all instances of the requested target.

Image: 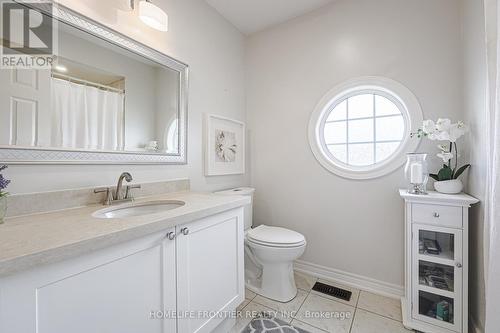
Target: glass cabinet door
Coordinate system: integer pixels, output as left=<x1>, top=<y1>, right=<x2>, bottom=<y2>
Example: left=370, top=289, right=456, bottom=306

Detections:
left=412, top=224, right=462, bottom=332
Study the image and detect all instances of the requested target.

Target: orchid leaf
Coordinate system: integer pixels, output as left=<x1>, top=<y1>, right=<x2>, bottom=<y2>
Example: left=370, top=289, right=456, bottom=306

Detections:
left=429, top=173, right=440, bottom=181
left=438, top=167, right=453, bottom=181
left=453, top=164, right=471, bottom=179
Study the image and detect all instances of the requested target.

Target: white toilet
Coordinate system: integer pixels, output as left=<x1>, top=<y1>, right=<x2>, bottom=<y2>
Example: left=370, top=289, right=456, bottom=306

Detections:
left=215, top=188, right=306, bottom=302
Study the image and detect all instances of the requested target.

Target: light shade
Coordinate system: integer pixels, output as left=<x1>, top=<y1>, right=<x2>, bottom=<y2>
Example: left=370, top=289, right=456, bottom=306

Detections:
left=139, top=1, right=168, bottom=32
left=54, top=64, right=68, bottom=72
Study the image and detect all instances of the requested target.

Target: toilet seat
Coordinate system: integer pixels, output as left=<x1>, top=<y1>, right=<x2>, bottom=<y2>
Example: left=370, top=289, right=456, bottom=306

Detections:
left=247, top=225, right=306, bottom=248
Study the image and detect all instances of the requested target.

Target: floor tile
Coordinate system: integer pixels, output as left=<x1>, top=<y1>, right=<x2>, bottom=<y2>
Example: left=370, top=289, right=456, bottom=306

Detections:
left=247, top=301, right=291, bottom=323
left=350, top=309, right=412, bottom=333
left=237, top=298, right=250, bottom=312
left=253, top=289, right=308, bottom=321
left=245, top=288, right=257, bottom=300
left=357, top=291, right=402, bottom=321
left=229, top=313, right=251, bottom=333
left=230, top=301, right=280, bottom=333
left=291, top=319, right=329, bottom=332
left=295, top=293, right=355, bottom=333
left=295, top=271, right=318, bottom=291
left=310, top=279, right=360, bottom=307
left=231, top=299, right=251, bottom=333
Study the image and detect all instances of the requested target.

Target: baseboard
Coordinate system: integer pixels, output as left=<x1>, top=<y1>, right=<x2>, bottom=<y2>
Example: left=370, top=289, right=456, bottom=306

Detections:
left=469, top=315, right=482, bottom=333
left=294, top=259, right=404, bottom=299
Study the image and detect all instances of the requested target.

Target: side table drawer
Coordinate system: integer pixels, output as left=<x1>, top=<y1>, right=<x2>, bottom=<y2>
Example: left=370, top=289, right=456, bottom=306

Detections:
left=412, top=203, right=462, bottom=228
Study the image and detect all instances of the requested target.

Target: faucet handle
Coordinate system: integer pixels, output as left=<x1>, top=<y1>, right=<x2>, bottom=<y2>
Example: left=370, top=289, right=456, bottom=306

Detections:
left=94, top=187, right=113, bottom=205
left=125, top=184, right=141, bottom=199
left=94, top=187, right=109, bottom=194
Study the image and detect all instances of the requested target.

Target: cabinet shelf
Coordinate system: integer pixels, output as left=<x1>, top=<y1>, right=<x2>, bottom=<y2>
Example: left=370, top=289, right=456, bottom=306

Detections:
left=417, top=253, right=454, bottom=266
left=417, top=284, right=456, bottom=300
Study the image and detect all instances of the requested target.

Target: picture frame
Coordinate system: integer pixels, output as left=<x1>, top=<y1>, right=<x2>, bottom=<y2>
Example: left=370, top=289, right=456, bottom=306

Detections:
left=204, top=114, right=245, bottom=176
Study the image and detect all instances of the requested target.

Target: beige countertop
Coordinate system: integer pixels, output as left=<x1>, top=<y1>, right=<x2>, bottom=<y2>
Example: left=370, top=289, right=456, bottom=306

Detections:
left=0, top=191, right=250, bottom=277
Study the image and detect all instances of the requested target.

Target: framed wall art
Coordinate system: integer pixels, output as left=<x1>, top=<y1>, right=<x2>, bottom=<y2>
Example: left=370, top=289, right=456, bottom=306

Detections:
left=204, top=114, right=245, bottom=176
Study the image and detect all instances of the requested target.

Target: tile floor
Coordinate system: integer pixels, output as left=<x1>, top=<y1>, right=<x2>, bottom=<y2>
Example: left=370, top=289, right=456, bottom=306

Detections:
left=230, top=271, right=413, bottom=333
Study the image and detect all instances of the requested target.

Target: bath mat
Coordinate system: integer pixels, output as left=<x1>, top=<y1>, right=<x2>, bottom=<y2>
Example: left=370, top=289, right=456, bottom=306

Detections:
left=242, top=312, right=311, bottom=333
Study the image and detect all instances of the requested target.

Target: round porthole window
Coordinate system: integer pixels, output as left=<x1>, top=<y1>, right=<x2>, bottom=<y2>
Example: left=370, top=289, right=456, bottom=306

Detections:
left=308, top=77, right=423, bottom=179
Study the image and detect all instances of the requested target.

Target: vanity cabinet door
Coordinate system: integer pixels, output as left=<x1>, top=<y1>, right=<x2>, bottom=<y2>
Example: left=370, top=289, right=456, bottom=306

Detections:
left=176, top=208, right=245, bottom=333
left=0, top=229, right=177, bottom=333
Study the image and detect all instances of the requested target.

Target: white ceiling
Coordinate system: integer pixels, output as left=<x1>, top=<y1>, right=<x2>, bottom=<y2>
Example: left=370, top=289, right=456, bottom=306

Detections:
left=205, top=0, right=335, bottom=35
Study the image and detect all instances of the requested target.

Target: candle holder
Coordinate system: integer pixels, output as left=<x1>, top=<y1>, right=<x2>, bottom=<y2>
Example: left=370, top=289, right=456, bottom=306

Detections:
left=405, top=153, right=429, bottom=195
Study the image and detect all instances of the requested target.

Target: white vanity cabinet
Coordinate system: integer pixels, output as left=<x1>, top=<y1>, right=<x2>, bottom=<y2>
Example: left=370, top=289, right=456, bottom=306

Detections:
left=0, top=208, right=244, bottom=333
left=399, top=190, right=478, bottom=333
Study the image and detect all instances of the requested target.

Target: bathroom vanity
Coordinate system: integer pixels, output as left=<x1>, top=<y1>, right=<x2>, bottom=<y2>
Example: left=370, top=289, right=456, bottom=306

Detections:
left=0, top=3, right=250, bottom=332
left=0, top=191, right=249, bottom=333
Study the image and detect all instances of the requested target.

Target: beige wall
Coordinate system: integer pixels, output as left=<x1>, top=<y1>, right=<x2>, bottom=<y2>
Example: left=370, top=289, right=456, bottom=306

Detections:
left=246, top=0, right=464, bottom=286
left=461, top=0, right=487, bottom=331
left=5, top=0, right=249, bottom=194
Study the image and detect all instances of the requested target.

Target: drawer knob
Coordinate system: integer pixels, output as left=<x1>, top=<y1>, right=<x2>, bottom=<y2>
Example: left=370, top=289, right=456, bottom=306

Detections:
left=166, top=232, right=176, bottom=240
left=433, top=212, right=440, bottom=218
left=181, top=227, right=190, bottom=235
left=456, top=262, right=463, bottom=268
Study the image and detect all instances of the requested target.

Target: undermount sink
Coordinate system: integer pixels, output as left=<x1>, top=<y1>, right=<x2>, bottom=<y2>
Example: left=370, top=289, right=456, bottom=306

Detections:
left=92, top=200, right=185, bottom=219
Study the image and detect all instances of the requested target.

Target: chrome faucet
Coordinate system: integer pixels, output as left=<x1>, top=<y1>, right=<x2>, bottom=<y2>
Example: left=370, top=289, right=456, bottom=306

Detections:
left=94, top=172, right=141, bottom=205
left=115, top=172, right=133, bottom=200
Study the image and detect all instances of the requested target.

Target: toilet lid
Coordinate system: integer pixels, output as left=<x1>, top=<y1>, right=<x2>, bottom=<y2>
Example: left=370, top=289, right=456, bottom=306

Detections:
left=247, top=225, right=305, bottom=247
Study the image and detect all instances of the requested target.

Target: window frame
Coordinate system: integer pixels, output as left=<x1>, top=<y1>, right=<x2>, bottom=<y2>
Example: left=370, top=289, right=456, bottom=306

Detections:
left=308, top=77, right=423, bottom=179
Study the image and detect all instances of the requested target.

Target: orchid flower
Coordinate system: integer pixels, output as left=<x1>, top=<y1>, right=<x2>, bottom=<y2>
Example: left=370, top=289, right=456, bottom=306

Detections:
left=437, top=144, right=449, bottom=152
left=437, top=152, right=454, bottom=163
left=411, top=119, right=471, bottom=181
left=435, top=118, right=452, bottom=132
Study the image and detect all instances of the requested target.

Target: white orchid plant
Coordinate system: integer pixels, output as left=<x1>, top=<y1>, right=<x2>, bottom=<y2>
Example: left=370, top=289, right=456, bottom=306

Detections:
left=411, top=118, right=470, bottom=182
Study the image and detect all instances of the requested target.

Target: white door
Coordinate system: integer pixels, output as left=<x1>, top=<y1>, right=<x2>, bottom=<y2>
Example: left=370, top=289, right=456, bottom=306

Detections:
left=0, top=229, right=177, bottom=333
left=176, top=209, right=245, bottom=333
left=411, top=223, right=463, bottom=332
left=0, top=68, right=51, bottom=147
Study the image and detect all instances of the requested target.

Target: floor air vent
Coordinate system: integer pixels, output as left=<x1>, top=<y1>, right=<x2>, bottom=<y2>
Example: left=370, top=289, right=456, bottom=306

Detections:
left=312, top=282, right=352, bottom=302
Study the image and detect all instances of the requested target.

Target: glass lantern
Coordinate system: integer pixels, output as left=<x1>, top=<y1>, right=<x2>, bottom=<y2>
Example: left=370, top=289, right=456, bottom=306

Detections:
left=405, top=153, right=429, bottom=195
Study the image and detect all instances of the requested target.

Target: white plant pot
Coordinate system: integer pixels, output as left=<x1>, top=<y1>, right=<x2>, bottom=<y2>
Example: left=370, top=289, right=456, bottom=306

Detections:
left=434, top=179, right=463, bottom=194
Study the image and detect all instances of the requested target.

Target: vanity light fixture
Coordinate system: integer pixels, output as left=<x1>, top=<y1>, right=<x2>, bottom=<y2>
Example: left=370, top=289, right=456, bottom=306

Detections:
left=123, top=0, right=168, bottom=32
left=138, top=0, right=168, bottom=32
left=54, top=64, right=67, bottom=73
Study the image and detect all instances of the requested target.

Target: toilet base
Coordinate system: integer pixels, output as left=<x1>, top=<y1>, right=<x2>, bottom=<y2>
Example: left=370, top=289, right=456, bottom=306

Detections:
left=244, top=235, right=306, bottom=303
left=245, top=263, right=298, bottom=303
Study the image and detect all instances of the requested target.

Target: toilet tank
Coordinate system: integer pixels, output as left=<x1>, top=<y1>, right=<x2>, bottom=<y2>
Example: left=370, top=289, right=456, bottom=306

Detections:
left=214, top=187, right=255, bottom=230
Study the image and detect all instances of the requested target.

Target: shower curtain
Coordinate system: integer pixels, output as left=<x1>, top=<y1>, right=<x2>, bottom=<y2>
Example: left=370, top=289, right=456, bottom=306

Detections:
left=51, top=78, right=124, bottom=151
left=484, top=0, right=500, bottom=332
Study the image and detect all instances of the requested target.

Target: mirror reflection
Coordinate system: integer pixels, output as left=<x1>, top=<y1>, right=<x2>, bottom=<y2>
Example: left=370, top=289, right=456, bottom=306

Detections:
left=0, top=16, right=181, bottom=155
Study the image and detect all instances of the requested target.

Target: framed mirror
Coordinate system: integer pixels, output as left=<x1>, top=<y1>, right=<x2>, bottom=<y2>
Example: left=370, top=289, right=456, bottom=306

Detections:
left=0, top=3, right=188, bottom=164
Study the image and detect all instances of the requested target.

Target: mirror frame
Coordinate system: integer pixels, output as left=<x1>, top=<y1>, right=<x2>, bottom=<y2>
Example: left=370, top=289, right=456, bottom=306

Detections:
left=0, top=3, right=188, bottom=165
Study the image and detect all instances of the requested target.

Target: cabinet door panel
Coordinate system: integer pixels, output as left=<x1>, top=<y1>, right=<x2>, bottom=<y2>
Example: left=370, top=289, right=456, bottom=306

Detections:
left=411, top=223, right=462, bottom=332
left=176, top=209, right=244, bottom=333
left=0, top=229, right=176, bottom=333
left=37, top=245, right=163, bottom=333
